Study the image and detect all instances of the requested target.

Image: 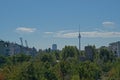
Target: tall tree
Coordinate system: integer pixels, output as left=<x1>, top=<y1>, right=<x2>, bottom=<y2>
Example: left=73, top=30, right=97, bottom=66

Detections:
left=61, top=46, right=79, bottom=61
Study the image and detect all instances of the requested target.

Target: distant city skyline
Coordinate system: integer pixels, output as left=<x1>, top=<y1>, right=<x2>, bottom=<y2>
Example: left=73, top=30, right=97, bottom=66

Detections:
left=0, top=0, right=120, bottom=50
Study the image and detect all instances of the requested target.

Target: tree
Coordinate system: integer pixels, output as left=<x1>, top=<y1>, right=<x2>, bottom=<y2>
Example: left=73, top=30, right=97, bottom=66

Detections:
left=99, top=47, right=114, bottom=63
left=108, top=61, right=120, bottom=79
left=77, top=61, right=101, bottom=80
left=44, top=69, right=58, bottom=80
left=40, top=53, right=55, bottom=63
left=0, top=56, right=7, bottom=67
left=59, top=61, right=72, bottom=80
left=20, top=63, right=37, bottom=80
left=52, top=51, right=60, bottom=60
left=61, top=46, right=79, bottom=61
left=8, top=54, right=31, bottom=64
left=0, top=73, right=5, bottom=80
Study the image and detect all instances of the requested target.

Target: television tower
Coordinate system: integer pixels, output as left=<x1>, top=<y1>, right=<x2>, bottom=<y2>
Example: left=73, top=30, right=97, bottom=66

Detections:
left=78, top=26, right=81, bottom=52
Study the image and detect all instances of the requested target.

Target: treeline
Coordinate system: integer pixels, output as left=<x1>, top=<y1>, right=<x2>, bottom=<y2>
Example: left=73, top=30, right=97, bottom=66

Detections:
left=0, top=46, right=120, bottom=80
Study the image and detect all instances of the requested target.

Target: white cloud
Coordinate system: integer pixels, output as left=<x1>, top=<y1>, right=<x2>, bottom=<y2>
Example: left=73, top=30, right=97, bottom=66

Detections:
left=44, top=30, right=120, bottom=38
left=81, top=31, right=120, bottom=38
left=16, top=27, right=36, bottom=33
left=55, top=31, right=77, bottom=38
left=102, top=21, right=115, bottom=27
left=44, top=32, right=54, bottom=34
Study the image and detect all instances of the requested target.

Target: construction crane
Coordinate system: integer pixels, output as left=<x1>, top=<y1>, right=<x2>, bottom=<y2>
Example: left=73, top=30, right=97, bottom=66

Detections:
left=20, top=37, right=23, bottom=46
left=25, top=40, right=28, bottom=47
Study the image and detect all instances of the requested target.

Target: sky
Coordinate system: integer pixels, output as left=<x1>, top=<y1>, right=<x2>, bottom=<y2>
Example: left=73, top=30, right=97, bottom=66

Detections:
left=0, top=0, right=120, bottom=50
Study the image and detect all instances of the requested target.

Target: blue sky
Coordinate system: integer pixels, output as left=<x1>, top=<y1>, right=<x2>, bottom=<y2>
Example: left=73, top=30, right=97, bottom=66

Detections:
left=0, top=0, right=120, bottom=50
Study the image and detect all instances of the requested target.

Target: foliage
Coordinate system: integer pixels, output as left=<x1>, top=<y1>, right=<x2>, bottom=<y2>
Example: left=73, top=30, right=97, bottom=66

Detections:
left=59, top=61, right=72, bottom=80
left=0, top=56, right=7, bottom=67
left=0, top=45, right=119, bottom=80
left=61, top=46, right=79, bottom=61
left=0, top=73, right=5, bottom=80
left=7, top=54, right=31, bottom=65
left=52, top=51, right=60, bottom=60
left=107, top=61, right=120, bottom=80
left=99, top=47, right=114, bottom=63
left=77, top=61, right=101, bottom=80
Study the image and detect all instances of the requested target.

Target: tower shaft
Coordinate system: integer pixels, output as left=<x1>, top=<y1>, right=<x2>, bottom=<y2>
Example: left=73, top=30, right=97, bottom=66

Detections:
left=78, top=33, right=81, bottom=52
left=78, top=26, right=81, bottom=52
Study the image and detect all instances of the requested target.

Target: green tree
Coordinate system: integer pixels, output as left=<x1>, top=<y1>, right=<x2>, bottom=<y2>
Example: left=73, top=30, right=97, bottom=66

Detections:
left=20, top=63, right=37, bottom=80
left=77, top=61, right=101, bottom=80
left=52, top=51, right=60, bottom=60
left=107, top=60, right=120, bottom=80
left=59, top=61, right=72, bottom=80
left=8, top=54, right=31, bottom=65
left=0, top=55, right=7, bottom=67
left=39, top=53, right=55, bottom=63
left=61, top=46, right=79, bottom=61
left=99, top=47, right=114, bottom=63
left=44, top=69, right=58, bottom=80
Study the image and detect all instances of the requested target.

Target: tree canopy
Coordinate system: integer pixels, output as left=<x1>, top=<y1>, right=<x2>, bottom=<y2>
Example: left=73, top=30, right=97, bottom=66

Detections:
left=0, top=45, right=119, bottom=80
